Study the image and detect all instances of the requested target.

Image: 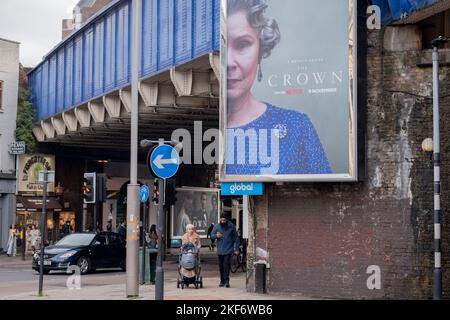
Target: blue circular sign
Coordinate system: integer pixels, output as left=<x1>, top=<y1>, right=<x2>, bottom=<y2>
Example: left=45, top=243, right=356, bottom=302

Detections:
left=149, top=145, right=180, bottom=179
left=139, top=185, right=150, bottom=203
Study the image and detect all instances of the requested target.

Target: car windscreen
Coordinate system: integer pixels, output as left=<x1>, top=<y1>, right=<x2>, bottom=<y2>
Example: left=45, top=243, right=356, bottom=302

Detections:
left=55, top=234, right=96, bottom=247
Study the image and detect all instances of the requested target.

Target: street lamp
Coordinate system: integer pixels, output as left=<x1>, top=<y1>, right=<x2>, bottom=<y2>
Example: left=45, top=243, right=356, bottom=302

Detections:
left=126, top=0, right=141, bottom=298
left=421, top=138, right=433, bottom=153
left=431, top=35, right=448, bottom=300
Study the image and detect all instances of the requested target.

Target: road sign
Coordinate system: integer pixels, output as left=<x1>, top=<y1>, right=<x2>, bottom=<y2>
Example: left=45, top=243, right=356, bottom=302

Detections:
left=38, top=171, right=55, bottom=183
left=140, top=185, right=150, bottom=203
left=221, top=182, right=264, bottom=196
left=149, top=145, right=180, bottom=179
left=8, top=141, right=26, bottom=155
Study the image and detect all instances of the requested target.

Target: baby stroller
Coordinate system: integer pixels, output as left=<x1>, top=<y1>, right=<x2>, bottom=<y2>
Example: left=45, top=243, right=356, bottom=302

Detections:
left=177, top=242, right=203, bottom=289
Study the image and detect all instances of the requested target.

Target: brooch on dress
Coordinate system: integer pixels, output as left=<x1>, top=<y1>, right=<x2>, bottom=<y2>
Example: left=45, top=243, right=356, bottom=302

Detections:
left=273, top=124, right=288, bottom=140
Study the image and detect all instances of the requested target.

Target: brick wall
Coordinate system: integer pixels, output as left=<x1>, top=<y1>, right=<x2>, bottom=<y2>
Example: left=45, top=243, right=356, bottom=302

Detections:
left=247, top=26, right=450, bottom=299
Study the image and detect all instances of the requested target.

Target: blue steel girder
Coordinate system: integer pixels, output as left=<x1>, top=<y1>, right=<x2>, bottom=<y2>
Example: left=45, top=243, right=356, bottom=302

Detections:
left=28, top=0, right=220, bottom=122
left=371, top=0, right=440, bottom=25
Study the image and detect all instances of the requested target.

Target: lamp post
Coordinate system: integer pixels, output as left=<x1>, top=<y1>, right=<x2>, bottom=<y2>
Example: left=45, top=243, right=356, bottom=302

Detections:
left=430, top=36, right=448, bottom=300
left=126, top=0, right=141, bottom=298
left=38, top=171, right=48, bottom=297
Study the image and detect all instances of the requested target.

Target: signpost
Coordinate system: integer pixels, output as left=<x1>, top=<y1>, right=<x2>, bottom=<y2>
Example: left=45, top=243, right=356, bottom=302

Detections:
left=37, top=170, right=54, bottom=297
left=8, top=141, right=26, bottom=155
left=139, top=185, right=149, bottom=285
left=147, top=144, right=180, bottom=300
left=149, top=145, right=181, bottom=179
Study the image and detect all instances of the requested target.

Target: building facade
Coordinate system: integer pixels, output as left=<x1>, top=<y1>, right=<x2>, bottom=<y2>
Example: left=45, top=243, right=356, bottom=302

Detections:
left=62, top=0, right=114, bottom=39
left=0, top=38, right=20, bottom=251
left=27, top=0, right=450, bottom=299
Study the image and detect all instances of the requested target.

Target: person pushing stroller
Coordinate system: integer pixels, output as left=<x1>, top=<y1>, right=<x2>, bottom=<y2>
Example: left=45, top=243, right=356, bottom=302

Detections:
left=177, top=224, right=203, bottom=289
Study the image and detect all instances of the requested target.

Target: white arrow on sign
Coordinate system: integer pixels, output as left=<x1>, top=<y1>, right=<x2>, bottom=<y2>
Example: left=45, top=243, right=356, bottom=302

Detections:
left=153, top=154, right=178, bottom=170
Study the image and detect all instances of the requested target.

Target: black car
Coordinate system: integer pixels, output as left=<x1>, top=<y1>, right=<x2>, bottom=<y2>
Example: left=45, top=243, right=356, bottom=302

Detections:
left=32, top=232, right=126, bottom=275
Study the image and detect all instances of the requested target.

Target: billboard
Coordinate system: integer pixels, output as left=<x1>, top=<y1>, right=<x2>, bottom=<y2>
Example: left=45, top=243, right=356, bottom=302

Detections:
left=219, top=0, right=357, bottom=182
left=171, top=188, right=220, bottom=239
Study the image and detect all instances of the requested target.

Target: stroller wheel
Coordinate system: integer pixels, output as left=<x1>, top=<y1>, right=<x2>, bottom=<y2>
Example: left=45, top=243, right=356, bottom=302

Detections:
left=200, top=276, right=203, bottom=288
left=177, top=279, right=180, bottom=288
left=195, top=282, right=199, bottom=289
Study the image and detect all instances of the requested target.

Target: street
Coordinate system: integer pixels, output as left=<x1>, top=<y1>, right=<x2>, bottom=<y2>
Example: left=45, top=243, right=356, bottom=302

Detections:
left=0, top=253, right=304, bottom=300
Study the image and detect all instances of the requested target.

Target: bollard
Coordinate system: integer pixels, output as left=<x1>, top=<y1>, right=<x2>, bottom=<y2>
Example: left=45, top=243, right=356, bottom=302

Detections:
left=255, top=262, right=267, bottom=294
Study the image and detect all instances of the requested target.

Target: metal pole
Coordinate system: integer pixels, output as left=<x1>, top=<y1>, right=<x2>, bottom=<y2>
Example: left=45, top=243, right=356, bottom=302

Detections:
left=126, top=0, right=141, bottom=298
left=155, top=179, right=165, bottom=300
left=141, top=199, right=146, bottom=285
left=432, top=45, right=442, bottom=300
left=93, top=204, right=97, bottom=233
left=38, top=172, right=47, bottom=296
left=22, top=226, right=26, bottom=261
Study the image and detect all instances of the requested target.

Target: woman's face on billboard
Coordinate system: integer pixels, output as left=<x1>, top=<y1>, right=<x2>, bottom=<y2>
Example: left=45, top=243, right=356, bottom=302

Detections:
left=227, top=10, right=260, bottom=102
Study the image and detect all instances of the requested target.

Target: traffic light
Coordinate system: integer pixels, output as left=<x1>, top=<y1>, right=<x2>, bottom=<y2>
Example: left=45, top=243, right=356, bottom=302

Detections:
left=83, top=173, right=96, bottom=204
left=152, top=179, right=160, bottom=205
left=96, top=174, right=107, bottom=203
left=166, top=179, right=177, bottom=206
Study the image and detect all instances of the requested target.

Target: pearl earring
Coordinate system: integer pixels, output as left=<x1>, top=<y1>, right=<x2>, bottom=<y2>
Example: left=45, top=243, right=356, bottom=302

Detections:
left=258, top=63, right=263, bottom=82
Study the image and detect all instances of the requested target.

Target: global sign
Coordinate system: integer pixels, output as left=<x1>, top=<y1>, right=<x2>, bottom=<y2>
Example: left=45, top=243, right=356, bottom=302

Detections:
left=221, top=182, right=264, bottom=196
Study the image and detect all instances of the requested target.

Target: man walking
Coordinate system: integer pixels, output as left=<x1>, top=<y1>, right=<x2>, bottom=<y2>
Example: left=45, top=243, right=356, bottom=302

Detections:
left=210, top=214, right=240, bottom=288
left=118, top=219, right=127, bottom=241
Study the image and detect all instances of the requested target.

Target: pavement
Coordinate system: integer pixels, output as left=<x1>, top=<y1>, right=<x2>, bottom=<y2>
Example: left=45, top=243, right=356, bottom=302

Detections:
left=0, top=252, right=312, bottom=300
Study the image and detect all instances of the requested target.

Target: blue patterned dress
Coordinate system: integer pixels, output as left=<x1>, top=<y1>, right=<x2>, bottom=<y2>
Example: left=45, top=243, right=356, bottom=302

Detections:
left=225, top=104, right=331, bottom=175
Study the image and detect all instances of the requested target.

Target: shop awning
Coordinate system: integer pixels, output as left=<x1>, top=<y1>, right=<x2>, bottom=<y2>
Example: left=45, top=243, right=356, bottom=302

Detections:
left=16, top=196, right=62, bottom=212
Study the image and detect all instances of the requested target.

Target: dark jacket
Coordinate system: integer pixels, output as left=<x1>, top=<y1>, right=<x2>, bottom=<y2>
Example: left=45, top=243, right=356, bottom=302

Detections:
left=210, top=222, right=239, bottom=255
left=118, top=225, right=126, bottom=240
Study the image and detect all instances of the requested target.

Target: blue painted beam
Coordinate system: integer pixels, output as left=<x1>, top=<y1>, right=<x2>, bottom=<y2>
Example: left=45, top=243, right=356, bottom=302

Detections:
left=29, top=0, right=220, bottom=121
left=372, top=0, right=439, bottom=24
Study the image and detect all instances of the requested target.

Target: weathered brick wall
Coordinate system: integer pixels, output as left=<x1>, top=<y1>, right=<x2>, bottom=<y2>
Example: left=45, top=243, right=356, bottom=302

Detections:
left=247, top=26, right=450, bottom=299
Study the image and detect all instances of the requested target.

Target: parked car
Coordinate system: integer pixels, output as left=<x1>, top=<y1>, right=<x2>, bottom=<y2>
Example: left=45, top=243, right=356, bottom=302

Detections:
left=32, top=232, right=126, bottom=275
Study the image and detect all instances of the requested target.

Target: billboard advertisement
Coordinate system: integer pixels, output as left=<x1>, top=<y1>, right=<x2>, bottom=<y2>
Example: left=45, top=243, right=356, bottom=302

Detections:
left=171, top=188, right=220, bottom=239
left=219, top=0, right=357, bottom=182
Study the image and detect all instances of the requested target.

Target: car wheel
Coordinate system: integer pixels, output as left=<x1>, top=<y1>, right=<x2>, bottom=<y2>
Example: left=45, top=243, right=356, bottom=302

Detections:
left=77, top=256, right=91, bottom=275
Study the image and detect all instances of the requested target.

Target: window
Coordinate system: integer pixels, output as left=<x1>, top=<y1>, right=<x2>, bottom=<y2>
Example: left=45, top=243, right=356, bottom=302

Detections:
left=94, top=235, right=108, bottom=246
left=109, top=233, right=122, bottom=245
left=0, top=80, right=3, bottom=109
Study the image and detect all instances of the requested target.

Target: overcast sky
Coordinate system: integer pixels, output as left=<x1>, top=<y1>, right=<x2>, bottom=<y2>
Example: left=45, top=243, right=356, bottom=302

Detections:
left=0, top=0, right=79, bottom=67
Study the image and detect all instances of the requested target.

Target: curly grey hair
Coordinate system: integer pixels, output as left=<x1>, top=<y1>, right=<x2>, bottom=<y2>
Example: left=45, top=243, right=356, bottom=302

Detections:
left=228, top=0, right=281, bottom=60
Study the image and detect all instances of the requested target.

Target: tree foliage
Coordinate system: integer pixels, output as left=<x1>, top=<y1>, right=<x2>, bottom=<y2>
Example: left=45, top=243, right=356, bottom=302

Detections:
left=15, top=87, right=37, bottom=152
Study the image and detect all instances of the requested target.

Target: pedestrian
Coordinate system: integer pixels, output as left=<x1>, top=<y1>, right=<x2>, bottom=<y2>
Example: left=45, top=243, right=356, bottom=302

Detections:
left=210, top=214, right=240, bottom=288
left=25, top=226, right=32, bottom=254
left=146, top=224, right=158, bottom=249
left=207, top=223, right=215, bottom=251
left=118, top=219, right=127, bottom=241
left=182, top=224, right=201, bottom=249
left=106, top=220, right=113, bottom=232
left=58, top=220, right=72, bottom=240
left=6, top=225, right=18, bottom=257
left=146, top=224, right=158, bottom=284
left=30, top=225, right=40, bottom=254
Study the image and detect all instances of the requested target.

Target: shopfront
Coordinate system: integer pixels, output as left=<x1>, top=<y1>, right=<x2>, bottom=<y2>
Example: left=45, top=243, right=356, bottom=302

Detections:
left=14, top=154, right=75, bottom=244
left=15, top=196, right=67, bottom=243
